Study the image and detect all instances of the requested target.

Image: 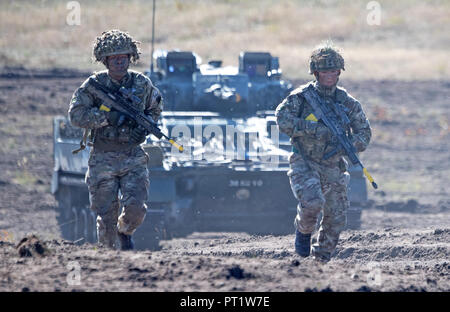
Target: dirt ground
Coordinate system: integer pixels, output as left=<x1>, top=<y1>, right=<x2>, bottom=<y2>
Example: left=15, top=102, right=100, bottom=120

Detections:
left=0, top=67, right=448, bottom=292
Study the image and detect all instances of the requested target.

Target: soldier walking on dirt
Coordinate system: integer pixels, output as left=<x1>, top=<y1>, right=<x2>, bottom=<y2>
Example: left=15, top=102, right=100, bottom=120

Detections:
left=275, top=42, right=372, bottom=262
left=68, top=30, right=163, bottom=250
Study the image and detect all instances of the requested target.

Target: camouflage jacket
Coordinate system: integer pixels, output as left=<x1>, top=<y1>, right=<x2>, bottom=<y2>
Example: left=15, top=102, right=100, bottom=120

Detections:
left=68, top=70, right=163, bottom=151
left=275, top=81, right=371, bottom=167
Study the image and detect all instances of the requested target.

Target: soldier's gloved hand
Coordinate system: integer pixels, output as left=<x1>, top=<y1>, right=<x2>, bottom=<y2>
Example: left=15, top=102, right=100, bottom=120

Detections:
left=130, top=126, right=148, bottom=144
left=107, top=111, right=127, bottom=127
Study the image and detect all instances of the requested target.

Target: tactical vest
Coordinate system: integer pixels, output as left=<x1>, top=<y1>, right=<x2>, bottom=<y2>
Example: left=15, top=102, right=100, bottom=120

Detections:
left=90, top=72, right=144, bottom=152
left=292, top=82, right=352, bottom=165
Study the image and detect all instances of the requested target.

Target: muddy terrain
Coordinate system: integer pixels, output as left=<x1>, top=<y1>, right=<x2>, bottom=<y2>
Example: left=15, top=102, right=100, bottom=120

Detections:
left=0, top=67, right=448, bottom=292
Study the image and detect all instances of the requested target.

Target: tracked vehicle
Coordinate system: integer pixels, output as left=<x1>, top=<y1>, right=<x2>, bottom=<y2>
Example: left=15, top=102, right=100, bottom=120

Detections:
left=51, top=51, right=367, bottom=249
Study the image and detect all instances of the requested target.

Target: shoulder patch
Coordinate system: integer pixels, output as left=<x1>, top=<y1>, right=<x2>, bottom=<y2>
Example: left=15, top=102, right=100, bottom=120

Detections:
left=131, top=70, right=152, bottom=86
left=93, top=70, right=109, bottom=84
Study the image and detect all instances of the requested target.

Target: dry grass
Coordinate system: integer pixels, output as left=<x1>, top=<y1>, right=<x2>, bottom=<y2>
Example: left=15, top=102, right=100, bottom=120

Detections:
left=0, top=0, right=449, bottom=80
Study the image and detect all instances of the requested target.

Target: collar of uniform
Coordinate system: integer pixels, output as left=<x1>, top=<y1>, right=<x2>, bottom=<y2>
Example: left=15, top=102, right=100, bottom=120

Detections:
left=107, top=71, right=132, bottom=87
left=313, top=80, right=337, bottom=98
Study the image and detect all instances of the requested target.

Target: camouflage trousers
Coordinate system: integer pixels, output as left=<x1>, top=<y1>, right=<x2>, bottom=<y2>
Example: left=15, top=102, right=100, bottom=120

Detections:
left=85, top=146, right=149, bottom=248
left=287, top=152, right=350, bottom=261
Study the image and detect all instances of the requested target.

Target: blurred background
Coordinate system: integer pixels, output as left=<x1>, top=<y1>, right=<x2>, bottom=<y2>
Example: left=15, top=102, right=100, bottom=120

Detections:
left=0, top=0, right=449, bottom=80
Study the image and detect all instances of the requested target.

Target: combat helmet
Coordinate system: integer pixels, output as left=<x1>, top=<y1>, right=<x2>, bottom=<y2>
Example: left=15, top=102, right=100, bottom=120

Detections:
left=93, top=29, right=141, bottom=64
left=309, top=41, right=345, bottom=74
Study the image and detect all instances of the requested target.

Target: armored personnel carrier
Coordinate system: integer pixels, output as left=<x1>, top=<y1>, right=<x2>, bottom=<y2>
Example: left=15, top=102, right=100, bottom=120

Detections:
left=51, top=51, right=367, bottom=249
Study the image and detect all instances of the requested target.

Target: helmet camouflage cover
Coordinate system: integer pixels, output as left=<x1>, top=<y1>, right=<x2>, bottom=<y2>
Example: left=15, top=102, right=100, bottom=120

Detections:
left=93, top=29, right=141, bottom=64
left=309, top=42, right=345, bottom=74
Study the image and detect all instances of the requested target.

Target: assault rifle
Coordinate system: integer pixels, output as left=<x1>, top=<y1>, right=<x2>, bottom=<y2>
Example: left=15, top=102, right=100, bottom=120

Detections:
left=85, top=78, right=183, bottom=152
left=301, top=84, right=378, bottom=189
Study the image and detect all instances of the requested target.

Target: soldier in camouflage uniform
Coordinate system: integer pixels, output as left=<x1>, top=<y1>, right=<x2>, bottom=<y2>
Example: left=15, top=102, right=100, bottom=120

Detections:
left=68, top=30, right=163, bottom=250
left=275, top=42, right=372, bottom=262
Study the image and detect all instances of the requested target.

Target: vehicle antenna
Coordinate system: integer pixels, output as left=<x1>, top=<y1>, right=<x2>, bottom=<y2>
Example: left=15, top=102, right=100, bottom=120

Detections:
left=150, top=0, right=156, bottom=73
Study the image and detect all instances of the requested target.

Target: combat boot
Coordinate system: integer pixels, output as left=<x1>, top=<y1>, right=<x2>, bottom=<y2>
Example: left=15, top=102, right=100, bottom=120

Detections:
left=118, top=232, right=135, bottom=251
left=295, top=230, right=311, bottom=257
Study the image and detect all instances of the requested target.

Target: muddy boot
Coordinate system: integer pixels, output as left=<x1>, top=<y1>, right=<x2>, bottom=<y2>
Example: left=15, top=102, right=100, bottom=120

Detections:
left=295, top=230, right=311, bottom=257
left=118, top=232, right=135, bottom=251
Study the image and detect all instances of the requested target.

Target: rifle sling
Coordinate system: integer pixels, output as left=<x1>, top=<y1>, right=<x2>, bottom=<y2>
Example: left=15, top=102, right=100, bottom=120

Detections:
left=87, top=74, right=140, bottom=152
left=301, top=86, right=348, bottom=161
left=72, top=128, right=90, bottom=154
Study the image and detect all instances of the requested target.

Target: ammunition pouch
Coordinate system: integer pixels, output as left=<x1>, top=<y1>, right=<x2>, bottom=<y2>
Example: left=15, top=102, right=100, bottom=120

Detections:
left=92, top=137, right=138, bottom=152
left=92, top=124, right=140, bottom=152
